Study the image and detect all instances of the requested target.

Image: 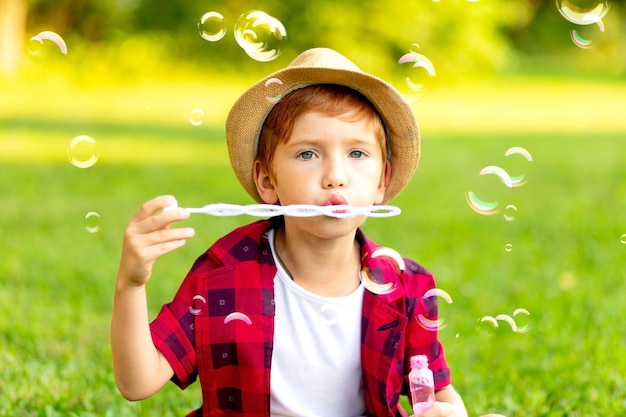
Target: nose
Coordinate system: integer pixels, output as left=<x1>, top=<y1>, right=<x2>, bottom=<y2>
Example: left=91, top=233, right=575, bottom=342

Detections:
left=322, top=156, right=347, bottom=189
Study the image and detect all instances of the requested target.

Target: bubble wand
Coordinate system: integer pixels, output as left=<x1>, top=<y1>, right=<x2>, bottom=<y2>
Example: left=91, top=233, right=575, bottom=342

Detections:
left=163, top=200, right=400, bottom=219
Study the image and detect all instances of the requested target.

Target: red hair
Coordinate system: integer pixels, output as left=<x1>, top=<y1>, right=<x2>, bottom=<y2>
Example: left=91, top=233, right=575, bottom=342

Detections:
left=256, top=84, right=387, bottom=179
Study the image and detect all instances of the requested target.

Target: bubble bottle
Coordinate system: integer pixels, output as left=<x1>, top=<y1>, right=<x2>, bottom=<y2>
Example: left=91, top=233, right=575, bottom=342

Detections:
left=408, top=355, right=435, bottom=415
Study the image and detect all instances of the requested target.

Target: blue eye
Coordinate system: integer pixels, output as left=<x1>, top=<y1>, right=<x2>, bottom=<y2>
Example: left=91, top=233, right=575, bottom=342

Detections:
left=299, top=151, right=315, bottom=160
left=350, top=150, right=364, bottom=158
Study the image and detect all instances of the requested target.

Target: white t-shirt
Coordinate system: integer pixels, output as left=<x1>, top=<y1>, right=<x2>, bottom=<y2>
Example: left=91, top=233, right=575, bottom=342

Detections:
left=267, top=229, right=366, bottom=417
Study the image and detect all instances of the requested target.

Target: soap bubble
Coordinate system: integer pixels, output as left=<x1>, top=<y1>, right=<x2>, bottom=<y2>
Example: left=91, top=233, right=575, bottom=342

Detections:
left=198, top=11, right=226, bottom=42
left=371, top=247, right=405, bottom=272
left=84, top=211, right=101, bottom=233
left=571, top=29, right=594, bottom=48
left=417, top=288, right=453, bottom=331
left=512, top=308, right=531, bottom=333
left=423, top=288, right=453, bottom=305
left=495, top=314, right=518, bottom=332
left=360, top=268, right=396, bottom=295
left=224, top=311, right=252, bottom=325
left=479, top=165, right=513, bottom=188
left=189, top=295, right=206, bottom=316
left=621, top=234, right=626, bottom=244
left=476, top=316, right=499, bottom=336
left=556, top=0, right=610, bottom=26
left=264, top=77, right=284, bottom=103
left=28, top=31, right=68, bottom=56
left=234, top=10, right=287, bottom=62
left=466, top=191, right=499, bottom=215
left=398, top=44, right=436, bottom=92
left=189, top=108, right=205, bottom=126
left=505, top=243, right=513, bottom=252
left=479, top=309, right=530, bottom=334
left=503, top=204, right=518, bottom=222
left=504, top=146, right=533, bottom=162
left=504, top=147, right=532, bottom=187
left=67, top=135, right=98, bottom=168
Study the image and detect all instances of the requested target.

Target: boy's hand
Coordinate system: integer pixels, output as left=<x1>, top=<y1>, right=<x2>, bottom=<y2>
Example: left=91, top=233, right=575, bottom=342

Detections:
left=117, top=195, right=195, bottom=287
left=412, top=401, right=455, bottom=417
left=412, top=403, right=507, bottom=417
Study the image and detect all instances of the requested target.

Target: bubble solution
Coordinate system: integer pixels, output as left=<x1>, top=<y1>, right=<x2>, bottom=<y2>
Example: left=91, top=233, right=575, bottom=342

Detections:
left=409, top=355, right=435, bottom=415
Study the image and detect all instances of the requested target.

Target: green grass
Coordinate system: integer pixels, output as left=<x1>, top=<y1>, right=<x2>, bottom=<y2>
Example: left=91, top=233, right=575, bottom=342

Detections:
left=1, top=77, right=626, bottom=416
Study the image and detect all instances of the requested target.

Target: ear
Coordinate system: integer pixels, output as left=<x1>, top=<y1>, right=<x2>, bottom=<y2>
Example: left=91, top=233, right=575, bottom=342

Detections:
left=375, top=160, right=391, bottom=204
left=253, top=160, right=279, bottom=204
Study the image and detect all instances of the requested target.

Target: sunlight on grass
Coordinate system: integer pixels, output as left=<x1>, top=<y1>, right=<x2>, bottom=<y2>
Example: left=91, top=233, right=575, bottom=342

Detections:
left=1, top=133, right=230, bottom=165
left=3, top=76, right=625, bottom=166
left=416, top=77, right=626, bottom=134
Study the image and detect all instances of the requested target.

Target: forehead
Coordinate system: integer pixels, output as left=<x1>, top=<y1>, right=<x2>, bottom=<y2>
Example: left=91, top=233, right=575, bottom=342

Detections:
left=289, top=110, right=381, bottom=137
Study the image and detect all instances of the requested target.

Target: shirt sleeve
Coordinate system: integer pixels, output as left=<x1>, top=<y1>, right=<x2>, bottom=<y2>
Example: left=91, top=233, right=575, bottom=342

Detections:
left=149, top=254, right=210, bottom=389
left=403, top=258, right=452, bottom=391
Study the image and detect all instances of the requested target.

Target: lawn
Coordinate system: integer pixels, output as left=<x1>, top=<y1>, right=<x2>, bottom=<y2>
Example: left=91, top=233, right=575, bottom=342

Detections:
left=1, top=75, right=625, bottom=416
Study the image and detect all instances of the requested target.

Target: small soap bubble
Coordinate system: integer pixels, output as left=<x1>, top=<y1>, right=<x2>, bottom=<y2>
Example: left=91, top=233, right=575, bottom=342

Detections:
left=84, top=211, right=101, bottom=233
left=189, top=295, right=207, bottom=316
left=621, top=234, right=626, bottom=244
left=505, top=243, right=513, bottom=252
left=67, top=135, right=98, bottom=168
left=398, top=44, right=436, bottom=92
left=479, top=165, right=513, bottom=188
left=476, top=316, right=499, bottom=336
left=417, top=288, right=453, bottom=331
left=371, top=247, right=405, bottom=272
left=224, top=311, right=252, bottom=325
left=198, top=11, right=226, bottom=42
left=571, top=29, right=594, bottom=48
left=234, top=10, right=287, bottom=62
left=264, top=77, right=284, bottom=103
left=423, top=288, right=453, bottom=305
left=504, top=147, right=532, bottom=187
left=360, top=268, right=396, bottom=295
left=512, top=308, right=531, bottom=333
left=466, top=191, right=499, bottom=215
left=495, top=314, right=517, bottom=332
left=417, top=314, right=445, bottom=331
left=28, top=31, right=68, bottom=56
left=503, top=204, right=518, bottom=222
left=556, top=0, right=610, bottom=26
left=189, top=108, right=205, bottom=126
left=504, top=146, right=533, bottom=162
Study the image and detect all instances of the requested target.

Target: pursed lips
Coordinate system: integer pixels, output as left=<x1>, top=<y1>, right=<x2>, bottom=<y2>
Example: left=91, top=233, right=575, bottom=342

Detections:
left=323, top=194, right=348, bottom=206
left=323, top=194, right=349, bottom=213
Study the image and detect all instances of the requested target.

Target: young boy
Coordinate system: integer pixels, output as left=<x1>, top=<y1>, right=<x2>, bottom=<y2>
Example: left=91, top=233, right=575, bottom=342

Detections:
left=111, top=48, right=469, bottom=417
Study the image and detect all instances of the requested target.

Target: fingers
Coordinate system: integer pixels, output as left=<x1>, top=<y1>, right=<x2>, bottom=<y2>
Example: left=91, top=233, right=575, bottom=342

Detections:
left=415, top=401, right=454, bottom=417
left=129, top=195, right=191, bottom=232
left=134, top=195, right=178, bottom=221
left=118, top=196, right=195, bottom=287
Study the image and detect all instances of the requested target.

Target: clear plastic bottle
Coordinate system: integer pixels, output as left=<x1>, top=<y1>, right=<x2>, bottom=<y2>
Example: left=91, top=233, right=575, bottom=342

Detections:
left=408, top=355, right=435, bottom=415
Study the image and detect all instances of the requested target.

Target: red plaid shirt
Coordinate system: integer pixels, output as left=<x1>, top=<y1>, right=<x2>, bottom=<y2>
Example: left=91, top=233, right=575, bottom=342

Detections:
left=150, top=217, right=451, bottom=417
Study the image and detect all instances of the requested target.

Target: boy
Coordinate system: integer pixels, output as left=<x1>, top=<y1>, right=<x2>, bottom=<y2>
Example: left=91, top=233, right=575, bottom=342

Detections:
left=111, top=48, right=469, bottom=417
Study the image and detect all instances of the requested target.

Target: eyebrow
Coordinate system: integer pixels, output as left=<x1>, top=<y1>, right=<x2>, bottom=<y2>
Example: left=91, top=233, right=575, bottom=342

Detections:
left=286, top=136, right=379, bottom=147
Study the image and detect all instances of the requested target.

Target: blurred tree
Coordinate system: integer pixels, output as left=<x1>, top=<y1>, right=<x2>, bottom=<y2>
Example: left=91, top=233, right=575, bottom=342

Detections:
left=0, top=0, right=28, bottom=76
left=3, top=0, right=624, bottom=81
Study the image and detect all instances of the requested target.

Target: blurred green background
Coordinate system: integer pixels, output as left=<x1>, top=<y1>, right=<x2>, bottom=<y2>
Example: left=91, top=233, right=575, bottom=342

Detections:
left=1, top=0, right=626, bottom=416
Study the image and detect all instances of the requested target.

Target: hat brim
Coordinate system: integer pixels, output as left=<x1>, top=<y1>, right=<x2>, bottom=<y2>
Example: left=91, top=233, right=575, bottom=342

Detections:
left=226, top=49, right=420, bottom=204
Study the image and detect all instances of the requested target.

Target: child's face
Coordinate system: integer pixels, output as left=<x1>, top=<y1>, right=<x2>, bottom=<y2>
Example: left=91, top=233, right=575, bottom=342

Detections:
left=255, top=110, right=389, bottom=213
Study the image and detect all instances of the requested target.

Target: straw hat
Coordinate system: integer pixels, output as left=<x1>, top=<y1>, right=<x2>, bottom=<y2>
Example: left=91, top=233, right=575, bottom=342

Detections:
left=225, top=47, right=420, bottom=204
